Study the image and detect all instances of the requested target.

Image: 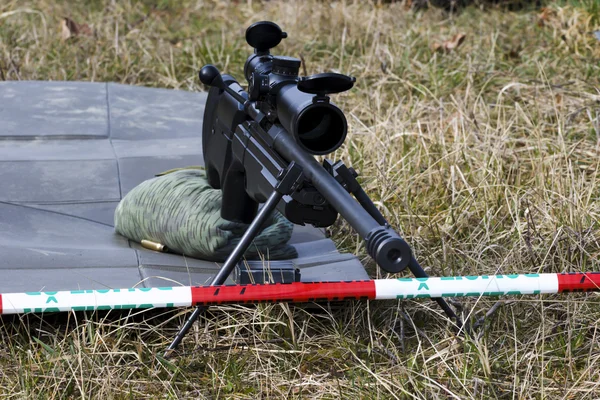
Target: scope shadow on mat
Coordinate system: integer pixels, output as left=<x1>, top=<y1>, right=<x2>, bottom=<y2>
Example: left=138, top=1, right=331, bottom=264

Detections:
left=114, top=169, right=298, bottom=262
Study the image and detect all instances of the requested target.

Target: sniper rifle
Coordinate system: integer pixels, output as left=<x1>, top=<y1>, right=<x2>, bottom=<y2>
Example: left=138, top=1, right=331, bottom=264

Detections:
left=166, top=21, right=460, bottom=353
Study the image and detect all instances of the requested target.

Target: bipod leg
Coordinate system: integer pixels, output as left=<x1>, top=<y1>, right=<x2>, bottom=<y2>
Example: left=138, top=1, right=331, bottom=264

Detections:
left=407, top=256, right=463, bottom=329
left=324, top=159, right=462, bottom=327
left=165, top=162, right=304, bottom=356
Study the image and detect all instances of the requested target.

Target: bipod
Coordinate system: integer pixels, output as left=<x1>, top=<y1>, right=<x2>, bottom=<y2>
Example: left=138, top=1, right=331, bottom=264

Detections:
left=323, top=159, right=463, bottom=327
left=165, top=162, right=304, bottom=356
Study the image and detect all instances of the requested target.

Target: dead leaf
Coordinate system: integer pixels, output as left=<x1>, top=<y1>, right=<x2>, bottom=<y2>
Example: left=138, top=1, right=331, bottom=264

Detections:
left=432, top=33, right=466, bottom=53
left=537, top=7, right=556, bottom=27
left=555, top=93, right=562, bottom=105
left=60, top=17, right=93, bottom=40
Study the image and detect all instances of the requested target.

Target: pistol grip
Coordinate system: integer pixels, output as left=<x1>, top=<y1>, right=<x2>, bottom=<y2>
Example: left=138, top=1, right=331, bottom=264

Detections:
left=221, top=162, right=258, bottom=224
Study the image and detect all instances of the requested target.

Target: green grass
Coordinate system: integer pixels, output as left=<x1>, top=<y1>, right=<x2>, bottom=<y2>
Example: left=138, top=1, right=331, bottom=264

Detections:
left=2, top=0, right=600, bottom=398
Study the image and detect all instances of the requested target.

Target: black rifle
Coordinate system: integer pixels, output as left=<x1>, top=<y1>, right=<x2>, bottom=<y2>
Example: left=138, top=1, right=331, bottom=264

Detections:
left=166, top=21, right=459, bottom=353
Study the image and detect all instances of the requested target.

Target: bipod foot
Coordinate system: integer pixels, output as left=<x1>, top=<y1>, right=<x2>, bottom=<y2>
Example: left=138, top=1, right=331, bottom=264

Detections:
left=407, top=256, right=466, bottom=330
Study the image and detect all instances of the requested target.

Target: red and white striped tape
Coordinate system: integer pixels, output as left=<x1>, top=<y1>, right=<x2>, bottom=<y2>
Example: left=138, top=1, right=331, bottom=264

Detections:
left=0, top=273, right=598, bottom=315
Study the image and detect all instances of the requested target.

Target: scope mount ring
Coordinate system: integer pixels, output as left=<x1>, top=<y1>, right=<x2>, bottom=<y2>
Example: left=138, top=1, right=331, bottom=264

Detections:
left=246, top=21, right=287, bottom=53
left=297, top=73, right=356, bottom=97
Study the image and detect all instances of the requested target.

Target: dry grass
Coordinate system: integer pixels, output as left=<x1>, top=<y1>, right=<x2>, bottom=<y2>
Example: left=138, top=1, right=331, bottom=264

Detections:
left=2, top=0, right=600, bottom=398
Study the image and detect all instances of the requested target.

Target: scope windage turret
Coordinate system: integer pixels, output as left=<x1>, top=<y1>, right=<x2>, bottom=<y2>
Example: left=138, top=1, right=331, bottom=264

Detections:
left=243, top=21, right=350, bottom=156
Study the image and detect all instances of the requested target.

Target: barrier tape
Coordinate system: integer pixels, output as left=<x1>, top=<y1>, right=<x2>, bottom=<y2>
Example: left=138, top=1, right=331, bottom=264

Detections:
left=1, top=273, right=598, bottom=314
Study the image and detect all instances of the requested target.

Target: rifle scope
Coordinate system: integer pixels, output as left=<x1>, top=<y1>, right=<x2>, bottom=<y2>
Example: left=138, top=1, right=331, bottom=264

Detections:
left=243, top=22, right=355, bottom=156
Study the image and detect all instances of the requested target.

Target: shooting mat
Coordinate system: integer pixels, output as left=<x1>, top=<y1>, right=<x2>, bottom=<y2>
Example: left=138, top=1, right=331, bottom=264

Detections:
left=0, top=81, right=369, bottom=293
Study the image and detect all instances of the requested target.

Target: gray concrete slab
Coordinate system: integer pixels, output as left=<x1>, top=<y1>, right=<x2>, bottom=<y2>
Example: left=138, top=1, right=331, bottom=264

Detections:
left=111, top=138, right=203, bottom=159
left=0, top=81, right=108, bottom=139
left=0, top=268, right=143, bottom=292
left=0, top=139, right=115, bottom=161
left=0, top=160, right=120, bottom=203
left=30, top=202, right=120, bottom=226
left=107, top=83, right=206, bottom=140
left=0, top=81, right=369, bottom=293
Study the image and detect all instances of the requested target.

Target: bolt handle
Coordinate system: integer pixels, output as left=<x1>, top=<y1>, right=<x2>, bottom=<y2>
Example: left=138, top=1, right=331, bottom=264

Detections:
left=199, top=64, right=249, bottom=107
left=199, top=65, right=225, bottom=89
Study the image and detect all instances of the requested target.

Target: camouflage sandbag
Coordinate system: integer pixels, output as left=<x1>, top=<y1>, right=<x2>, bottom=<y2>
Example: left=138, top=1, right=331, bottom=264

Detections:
left=114, top=168, right=297, bottom=261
